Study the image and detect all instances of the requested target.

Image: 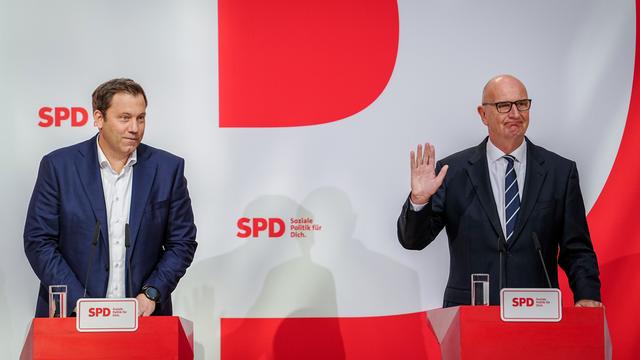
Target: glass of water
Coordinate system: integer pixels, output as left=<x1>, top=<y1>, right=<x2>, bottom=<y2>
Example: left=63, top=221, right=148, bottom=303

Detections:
left=48, top=285, right=67, bottom=318
left=471, top=274, right=490, bottom=306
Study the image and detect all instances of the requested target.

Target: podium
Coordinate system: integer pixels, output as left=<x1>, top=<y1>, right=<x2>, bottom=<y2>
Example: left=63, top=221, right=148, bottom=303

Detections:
left=20, top=316, right=193, bottom=359
left=427, top=306, right=611, bottom=360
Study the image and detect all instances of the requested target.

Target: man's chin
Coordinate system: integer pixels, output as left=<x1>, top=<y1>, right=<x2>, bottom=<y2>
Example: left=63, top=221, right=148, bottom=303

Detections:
left=121, top=143, right=139, bottom=154
left=504, top=126, right=525, bottom=137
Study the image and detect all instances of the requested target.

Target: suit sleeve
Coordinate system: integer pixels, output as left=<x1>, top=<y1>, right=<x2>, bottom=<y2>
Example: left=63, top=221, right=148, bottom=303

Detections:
left=397, top=161, right=447, bottom=250
left=558, top=162, right=601, bottom=302
left=23, top=155, right=85, bottom=315
left=143, top=158, right=197, bottom=303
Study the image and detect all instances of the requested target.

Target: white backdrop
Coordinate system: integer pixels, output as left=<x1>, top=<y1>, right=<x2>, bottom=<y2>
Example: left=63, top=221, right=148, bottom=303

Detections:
left=0, top=0, right=634, bottom=358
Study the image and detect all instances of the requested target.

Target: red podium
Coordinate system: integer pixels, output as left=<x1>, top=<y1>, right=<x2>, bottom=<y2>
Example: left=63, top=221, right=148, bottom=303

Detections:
left=427, top=306, right=611, bottom=360
left=20, top=316, right=194, bottom=359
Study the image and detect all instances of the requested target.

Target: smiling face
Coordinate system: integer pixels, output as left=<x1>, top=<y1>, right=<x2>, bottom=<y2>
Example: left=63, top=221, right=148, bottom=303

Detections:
left=95, top=92, right=146, bottom=162
left=477, top=75, right=530, bottom=153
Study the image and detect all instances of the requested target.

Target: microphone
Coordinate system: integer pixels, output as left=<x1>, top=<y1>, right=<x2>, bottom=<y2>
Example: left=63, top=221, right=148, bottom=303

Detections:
left=125, top=223, right=133, bottom=298
left=498, top=235, right=507, bottom=291
left=83, top=220, right=101, bottom=298
left=532, top=232, right=553, bottom=288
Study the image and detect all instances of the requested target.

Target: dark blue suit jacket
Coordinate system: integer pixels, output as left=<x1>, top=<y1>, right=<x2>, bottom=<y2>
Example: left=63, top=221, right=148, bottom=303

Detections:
left=24, top=135, right=197, bottom=317
left=398, top=138, right=601, bottom=306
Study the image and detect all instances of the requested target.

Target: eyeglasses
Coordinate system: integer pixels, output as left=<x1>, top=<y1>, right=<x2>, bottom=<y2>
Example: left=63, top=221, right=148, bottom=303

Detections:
left=482, top=99, right=532, bottom=113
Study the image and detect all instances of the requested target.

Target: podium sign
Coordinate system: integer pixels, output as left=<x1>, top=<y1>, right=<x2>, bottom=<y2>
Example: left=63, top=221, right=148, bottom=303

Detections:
left=76, top=298, right=138, bottom=332
left=500, top=288, right=562, bottom=322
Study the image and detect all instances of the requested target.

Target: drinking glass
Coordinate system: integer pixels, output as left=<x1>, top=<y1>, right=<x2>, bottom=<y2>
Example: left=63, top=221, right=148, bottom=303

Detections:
left=471, top=274, right=490, bottom=306
left=48, top=285, right=67, bottom=318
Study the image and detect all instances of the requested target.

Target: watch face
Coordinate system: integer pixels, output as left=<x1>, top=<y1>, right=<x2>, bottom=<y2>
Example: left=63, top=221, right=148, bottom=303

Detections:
left=145, top=287, right=160, bottom=301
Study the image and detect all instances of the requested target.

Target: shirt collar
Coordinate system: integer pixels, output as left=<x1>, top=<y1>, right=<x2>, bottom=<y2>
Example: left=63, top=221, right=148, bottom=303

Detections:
left=96, top=135, right=137, bottom=172
left=487, top=138, right=527, bottom=163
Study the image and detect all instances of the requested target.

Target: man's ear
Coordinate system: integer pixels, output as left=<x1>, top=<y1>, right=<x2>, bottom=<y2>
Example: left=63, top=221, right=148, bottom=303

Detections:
left=94, top=110, right=104, bottom=129
left=477, top=105, right=488, bottom=126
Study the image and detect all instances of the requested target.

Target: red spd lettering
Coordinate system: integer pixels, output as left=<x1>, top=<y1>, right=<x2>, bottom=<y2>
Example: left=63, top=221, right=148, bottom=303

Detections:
left=236, top=218, right=286, bottom=238
left=268, top=218, right=285, bottom=237
left=38, top=107, right=89, bottom=127
left=88, top=307, right=112, bottom=317
left=512, top=297, right=535, bottom=307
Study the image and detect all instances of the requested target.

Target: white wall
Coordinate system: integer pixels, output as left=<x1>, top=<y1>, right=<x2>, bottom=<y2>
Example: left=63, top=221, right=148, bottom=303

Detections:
left=0, top=0, right=633, bottom=358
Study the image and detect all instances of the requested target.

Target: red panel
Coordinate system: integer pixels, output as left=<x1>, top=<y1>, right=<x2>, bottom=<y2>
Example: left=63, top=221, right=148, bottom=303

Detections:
left=218, top=0, right=399, bottom=127
left=429, top=306, right=607, bottom=360
left=221, top=312, right=441, bottom=359
left=223, top=308, right=609, bottom=359
left=562, top=1, right=640, bottom=358
left=20, top=317, right=193, bottom=359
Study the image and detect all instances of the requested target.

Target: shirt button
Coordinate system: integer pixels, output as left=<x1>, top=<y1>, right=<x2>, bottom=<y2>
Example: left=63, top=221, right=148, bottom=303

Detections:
left=115, top=219, right=120, bottom=224
left=116, top=197, right=120, bottom=202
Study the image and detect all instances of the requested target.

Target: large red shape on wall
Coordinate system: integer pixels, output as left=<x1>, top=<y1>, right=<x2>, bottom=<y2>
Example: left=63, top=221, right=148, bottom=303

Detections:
left=559, top=2, right=640, bottom=358
left=218, top=0, right=399, bottom=127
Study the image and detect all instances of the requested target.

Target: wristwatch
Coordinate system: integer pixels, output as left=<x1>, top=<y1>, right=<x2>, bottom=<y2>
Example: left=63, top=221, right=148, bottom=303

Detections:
left=141, top=285, right=160, bottom=302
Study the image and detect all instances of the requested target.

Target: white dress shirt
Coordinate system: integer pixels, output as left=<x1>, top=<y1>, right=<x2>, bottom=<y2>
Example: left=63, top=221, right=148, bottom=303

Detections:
left=486, top=139, right=526, bottom=239
left=410, top=139, right=527, bottom=239
left=97, top=136, right=137, bottom=298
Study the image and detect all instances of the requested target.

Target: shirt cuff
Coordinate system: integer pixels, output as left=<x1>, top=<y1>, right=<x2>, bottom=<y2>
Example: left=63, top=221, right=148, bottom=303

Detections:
left=409, top=199, right=428, bottom=212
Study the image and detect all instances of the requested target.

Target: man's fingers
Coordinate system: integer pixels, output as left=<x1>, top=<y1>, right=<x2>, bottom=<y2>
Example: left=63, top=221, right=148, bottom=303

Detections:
left=436, top=164, right=449, bottom=184
left=430, top=144, right=436, bottom=166
left=424, top=143, right=431, bottom=166
left=410, top=150, right=416, bottom=169
left=575, top=299, right=603, bottom=307
left=139, top=307, right=151, bottom=316
left=411, top=142, right=435, bottom=168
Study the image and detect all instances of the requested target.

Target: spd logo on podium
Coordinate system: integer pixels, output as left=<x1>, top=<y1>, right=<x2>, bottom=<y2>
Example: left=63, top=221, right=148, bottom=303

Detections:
left=500, top=288, right=562, bottom=322
left=76, top=298, right=138, bottom=332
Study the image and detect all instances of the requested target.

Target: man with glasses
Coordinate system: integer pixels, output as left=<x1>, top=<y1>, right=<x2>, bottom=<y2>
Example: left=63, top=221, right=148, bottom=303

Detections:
left=397, top=74, right=602, bottom=307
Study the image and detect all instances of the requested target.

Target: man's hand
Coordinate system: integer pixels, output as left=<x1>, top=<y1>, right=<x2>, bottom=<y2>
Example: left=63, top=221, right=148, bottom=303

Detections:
left=410, top=143, right=449, bottom=204
left=575, top=299, right=603, bottom=307
left=136, top=293, right=156, bottom=316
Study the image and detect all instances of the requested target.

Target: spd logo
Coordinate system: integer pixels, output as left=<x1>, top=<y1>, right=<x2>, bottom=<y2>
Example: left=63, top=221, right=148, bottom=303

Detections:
left=236, top=217, right=286, bottom=238
left=236, top=216, right=320, bottom=238
left=88, top=307, right=112, bottom=317
left=38, top=107, right=89, bottom=127
left=512, top=297, right=535, bottom=307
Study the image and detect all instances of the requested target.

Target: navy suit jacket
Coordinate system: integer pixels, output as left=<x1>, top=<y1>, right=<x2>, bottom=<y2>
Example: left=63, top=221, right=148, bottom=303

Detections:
left=397, top=138, right=601, bottom=306
left=24, top=135, right=197, bottom=317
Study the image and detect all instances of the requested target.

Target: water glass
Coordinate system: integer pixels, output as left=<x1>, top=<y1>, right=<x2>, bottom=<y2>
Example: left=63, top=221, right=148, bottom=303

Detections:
left=48, top=285, right=67, bottom=318
left=471, top=274, right=490, bottom=306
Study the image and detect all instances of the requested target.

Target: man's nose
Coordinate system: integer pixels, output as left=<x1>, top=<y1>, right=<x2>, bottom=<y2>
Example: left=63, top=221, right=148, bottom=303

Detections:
left=508, top=103, right=521, bottom=117
left=128, top=120, right=139, bottom=132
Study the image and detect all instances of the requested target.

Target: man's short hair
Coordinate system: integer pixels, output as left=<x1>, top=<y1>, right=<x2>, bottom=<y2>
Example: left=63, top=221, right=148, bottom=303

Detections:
left=91, top=78, right=148, bottom=114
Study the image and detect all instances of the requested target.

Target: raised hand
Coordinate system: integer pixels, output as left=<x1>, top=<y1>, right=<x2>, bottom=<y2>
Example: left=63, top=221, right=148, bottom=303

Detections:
left=410, top=143, right=448, bottom=204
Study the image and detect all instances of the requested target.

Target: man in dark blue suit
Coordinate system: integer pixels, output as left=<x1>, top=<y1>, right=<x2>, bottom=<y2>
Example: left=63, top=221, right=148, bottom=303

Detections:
left=398, top=75, right=602, bottom=307
left=24, top=78, right=197, bottom=317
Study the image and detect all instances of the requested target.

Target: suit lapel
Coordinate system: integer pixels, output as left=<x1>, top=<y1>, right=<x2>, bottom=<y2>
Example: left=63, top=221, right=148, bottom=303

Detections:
left=129, top=144, right=157, bottom=248
left=465, top=139, right=503, bottom=238
left=75, top=135, right=109, bottom=246
left=509, top=138, right=547, bottom=247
